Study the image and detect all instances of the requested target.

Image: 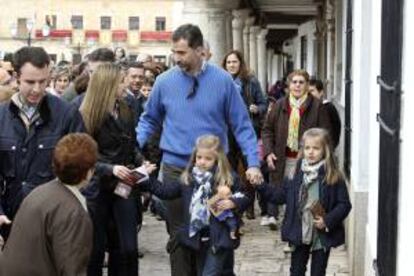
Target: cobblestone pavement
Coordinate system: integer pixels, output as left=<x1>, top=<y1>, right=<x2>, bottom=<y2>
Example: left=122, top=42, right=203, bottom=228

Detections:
left=139, top=212, right=350, bottom=276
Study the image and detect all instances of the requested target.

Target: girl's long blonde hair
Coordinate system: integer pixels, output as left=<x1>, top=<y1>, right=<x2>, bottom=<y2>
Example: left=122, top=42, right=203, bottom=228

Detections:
left=181, top=135, right=233, bottom=188
left=299, top=128, right=343, bottom=185
left=79, top=63, right=122, bottom=136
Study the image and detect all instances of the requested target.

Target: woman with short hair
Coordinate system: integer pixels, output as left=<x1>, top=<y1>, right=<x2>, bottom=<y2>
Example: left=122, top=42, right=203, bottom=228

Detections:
left=49, top=66, right=71, bottom=97
left=0, top=133, right=97, bottom=276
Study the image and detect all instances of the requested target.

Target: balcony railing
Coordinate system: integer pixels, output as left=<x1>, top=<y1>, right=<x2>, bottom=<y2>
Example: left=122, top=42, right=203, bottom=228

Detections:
left=140, top=31, right=172, bottom=42
left=31, top=29, right=171, bottom=45
left=35, top=29, right=72, bottom=39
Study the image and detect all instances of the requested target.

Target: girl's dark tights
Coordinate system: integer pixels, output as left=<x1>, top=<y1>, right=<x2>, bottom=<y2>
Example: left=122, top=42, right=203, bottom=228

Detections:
left=290, top=245, right=330, bottom=276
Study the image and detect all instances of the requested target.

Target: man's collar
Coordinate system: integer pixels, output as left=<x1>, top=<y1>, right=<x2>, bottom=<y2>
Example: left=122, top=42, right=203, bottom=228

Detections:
left=10, top=92, right=51, bottom=122
left=63, top=182, right=88, bottom=212
left=126, top=88, right=140, bottom=98
left=180, top=60, right=208, bottom=77
left=198, top=60, right=207, bottom=76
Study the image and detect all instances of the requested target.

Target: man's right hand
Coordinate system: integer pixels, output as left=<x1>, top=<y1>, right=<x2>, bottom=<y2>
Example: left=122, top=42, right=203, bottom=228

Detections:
left=266, top=153, right=278, bottom=170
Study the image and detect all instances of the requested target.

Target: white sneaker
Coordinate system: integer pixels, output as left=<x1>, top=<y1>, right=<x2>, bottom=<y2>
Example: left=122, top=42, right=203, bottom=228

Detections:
left=268, top=216, right=278, bottom=230
left=268, top=216, right=277, bottom=225
left=260, top=216, right=270, bottom=226
left=283, top=245, right=293, bottom=253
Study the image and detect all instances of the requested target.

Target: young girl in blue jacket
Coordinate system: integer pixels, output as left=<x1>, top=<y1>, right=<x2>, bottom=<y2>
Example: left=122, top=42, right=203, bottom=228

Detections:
left=140, top=134, right=250, bottom=276
left=258, top=128, right=351, bottom=276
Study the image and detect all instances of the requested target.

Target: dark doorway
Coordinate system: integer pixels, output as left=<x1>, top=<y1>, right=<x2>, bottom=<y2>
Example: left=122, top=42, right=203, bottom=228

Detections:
left=375, top=0, right=404, bottom=275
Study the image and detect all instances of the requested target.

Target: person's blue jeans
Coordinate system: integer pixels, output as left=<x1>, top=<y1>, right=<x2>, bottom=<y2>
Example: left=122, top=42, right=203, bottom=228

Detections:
left=87, top=191, right=139, bottom=276
left=290, top=244, right=331, bottom=276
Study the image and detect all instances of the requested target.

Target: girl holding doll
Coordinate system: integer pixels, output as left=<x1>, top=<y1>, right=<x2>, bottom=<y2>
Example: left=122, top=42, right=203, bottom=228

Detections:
left=140, top=134, right=250, bottom=276
left=257, top=128, right=351, bottom=276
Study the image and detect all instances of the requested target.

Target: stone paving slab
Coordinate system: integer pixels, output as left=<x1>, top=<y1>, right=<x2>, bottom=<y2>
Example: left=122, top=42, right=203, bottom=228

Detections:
left=139, top=212, right=349, bottom=276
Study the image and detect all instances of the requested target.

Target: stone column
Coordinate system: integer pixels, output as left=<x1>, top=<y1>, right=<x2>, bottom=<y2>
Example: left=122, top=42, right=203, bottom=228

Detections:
left=243, top=17, right=255, bottom=65
left=181, top=0, right=240, bottom=65
left=257, top=28, right=269, bottom=92
left=249, top=25, right=261, bottom=74
left=315, top=18, right=326, bottom=80
left=232, top=9, right=250, bottom=53
left=225, top=11, right=233, bottom=54
left=267, top=48, right=274, bottom=88
left=272, top=54, right=281, bottom=84
left=307, top=31, right=316, bottom=77
left=208, top=10, right=229, bottom=64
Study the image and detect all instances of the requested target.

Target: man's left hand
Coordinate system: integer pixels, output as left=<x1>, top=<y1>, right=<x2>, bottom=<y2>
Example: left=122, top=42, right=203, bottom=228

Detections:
left=246, top=167, right=263, bottom=185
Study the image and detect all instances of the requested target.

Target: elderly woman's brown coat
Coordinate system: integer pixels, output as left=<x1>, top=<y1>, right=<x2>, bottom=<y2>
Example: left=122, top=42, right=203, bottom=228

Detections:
left=262, top=94, right=332, bottom=184
left=0, top=179, right=92, bottom=276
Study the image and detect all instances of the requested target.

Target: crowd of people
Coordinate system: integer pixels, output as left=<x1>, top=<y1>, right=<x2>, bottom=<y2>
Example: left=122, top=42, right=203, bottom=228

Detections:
left=0, top=23, right=350, bottom=276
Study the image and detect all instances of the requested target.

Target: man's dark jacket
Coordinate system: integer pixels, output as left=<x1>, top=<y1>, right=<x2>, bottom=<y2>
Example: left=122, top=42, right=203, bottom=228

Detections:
left=0, top=94, right=84, bottom=218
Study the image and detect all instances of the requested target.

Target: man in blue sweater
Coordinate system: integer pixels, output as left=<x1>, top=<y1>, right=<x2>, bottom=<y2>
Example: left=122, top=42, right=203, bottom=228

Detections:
left=136, top=24, right=262, bottom=276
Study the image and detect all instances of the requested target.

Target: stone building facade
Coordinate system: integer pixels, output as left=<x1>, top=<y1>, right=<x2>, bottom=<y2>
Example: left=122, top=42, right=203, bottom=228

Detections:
left=0, top=0, right=184, bottom=63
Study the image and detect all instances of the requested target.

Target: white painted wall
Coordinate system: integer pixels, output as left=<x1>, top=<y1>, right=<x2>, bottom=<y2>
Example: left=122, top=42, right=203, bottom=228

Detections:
left=397, top=0, right=414, bottom=275
left=351, top=0, right=377, bottom=194
left=172, top=1, right=185, bottom=29
left=363, top=0, right=382, bottom=274
left=343, top=0, right=382, bottom=274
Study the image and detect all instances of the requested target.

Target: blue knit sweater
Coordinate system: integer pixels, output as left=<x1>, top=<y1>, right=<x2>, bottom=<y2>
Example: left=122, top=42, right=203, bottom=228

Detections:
left=136, top=63, right=259, bottom=168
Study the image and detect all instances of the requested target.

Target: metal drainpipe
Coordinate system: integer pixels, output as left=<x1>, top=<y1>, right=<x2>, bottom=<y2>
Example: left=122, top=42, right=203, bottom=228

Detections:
left=344, top=0, right=353, bottom=178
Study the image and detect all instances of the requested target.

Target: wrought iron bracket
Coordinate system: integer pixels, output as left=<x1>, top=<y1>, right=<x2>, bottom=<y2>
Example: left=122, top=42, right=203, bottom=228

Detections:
left=377, top=75, right=400, bottom=93
left=373, top=259, right=379, bottom=276
left=345, top=28, right=354, bottom=34
left=376, top=113, right=396, bottom=136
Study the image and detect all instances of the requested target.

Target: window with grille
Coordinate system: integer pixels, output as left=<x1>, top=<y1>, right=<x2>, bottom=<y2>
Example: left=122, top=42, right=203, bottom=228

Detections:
left=72, top=53, right=82, bottom=65
left=129, top=17, right=140, bottom=30
left=17, top=18, right=28, bottom=37
left=155, top=17, right=166, bottom=31
left=71, top=15, right=83, bottom=30
left=45, top=15, right=57, bottom=29
left=154, top=55, right=167, bottom=64
left=101, top=16, right=111, bottom=30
